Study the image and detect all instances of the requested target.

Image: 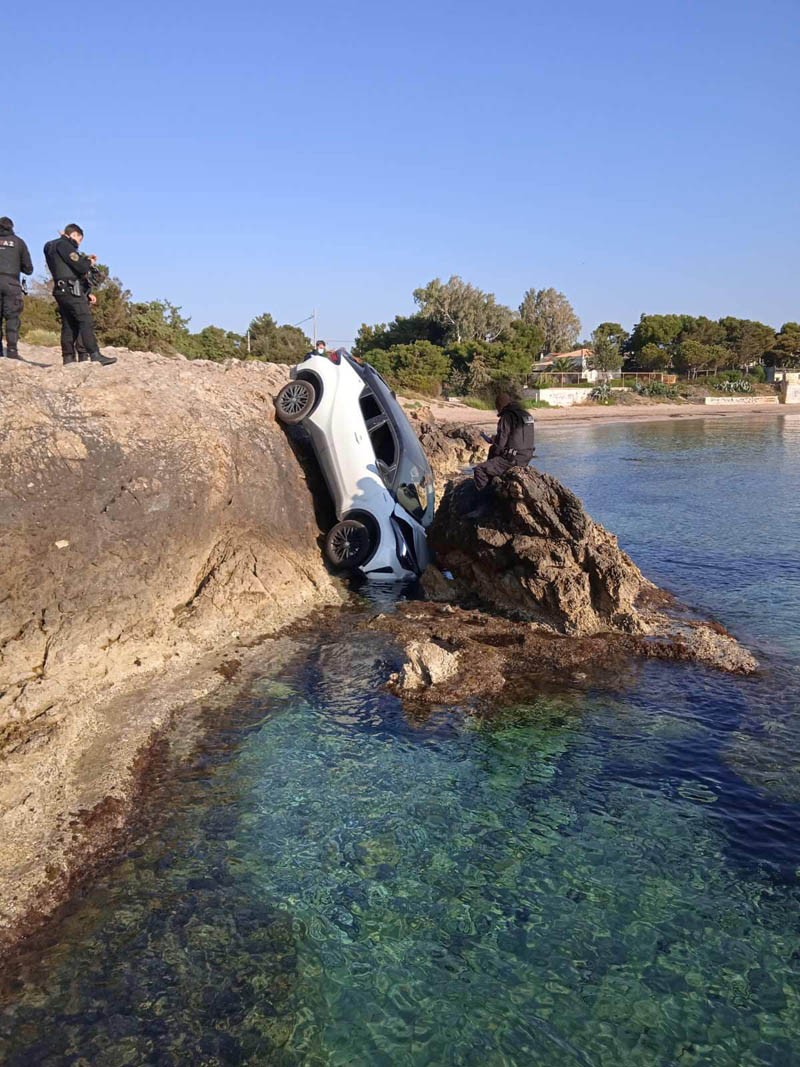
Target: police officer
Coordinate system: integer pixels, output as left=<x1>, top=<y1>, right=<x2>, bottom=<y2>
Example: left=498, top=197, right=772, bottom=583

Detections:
left=43, top=224, right=116, bottom=367
left=0, top=216, right=33, bottom=360
left=473, top=392, right=536, bottom=490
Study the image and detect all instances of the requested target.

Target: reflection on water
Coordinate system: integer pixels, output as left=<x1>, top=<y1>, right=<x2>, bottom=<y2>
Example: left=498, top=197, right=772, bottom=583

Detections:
left=2, top=416, right=800, bottom=1066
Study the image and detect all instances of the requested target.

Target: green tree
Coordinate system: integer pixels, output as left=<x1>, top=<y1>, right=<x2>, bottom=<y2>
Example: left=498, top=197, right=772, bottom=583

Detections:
left=182, top=325, right=241, bottom=361
left=719, top=317, right=776, bottom=369
left=771, top=322, right=800, bottom=368
left=626, top=313, right=688, bottom=370
left=244, top=314, right=310, bottom=363
left=364, top=341, right=452, bottom=395
left=413, top=276, right=513, bottom=343
left=466, top=352, right=492, bottom=394
left=352, top=313, right=446, bottom=358
left=270, top=325, right=311, bottom=364
left=246, top=313, right=279, bottom=359
left=500, top=319, right=546, bottom=361
left=678, top=315, right=725, bottom=348
left=518, top=287, right=581, bottom=353
left=673, top=339, right=725, bottom=378
left=124, top=300, right=191, bottom=353
left=89, top=266, right=132, bottom=344
left=628, top=313, right=685, bottom=351
left=636, top=342, right=672, bottom=371
left=589, top=322, right=626, bottom=379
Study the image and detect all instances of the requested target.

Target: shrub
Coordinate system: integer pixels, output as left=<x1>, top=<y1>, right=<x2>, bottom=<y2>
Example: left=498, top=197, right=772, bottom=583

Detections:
left=462, top=396, right=494, bottom=409
left=22, top=328, right=60, bottom=347
left=590, top=383, right=615, bottom=404
left=748, top=366, right=766, bottom=383
left=716, top=379, right=753, bottom=394
left=20, top=295, right=60, bottom=336
left=364, top=341, right=452, bottom=396
left=633, top=381, right=679, bottom=398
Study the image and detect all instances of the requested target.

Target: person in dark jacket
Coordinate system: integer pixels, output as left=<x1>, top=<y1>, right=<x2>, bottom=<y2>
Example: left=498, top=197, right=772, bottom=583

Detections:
left=43, top=224, right=115, bottom=367
left=0, top=216, right=34, bottom=360
left=472, top=392, right=536, bottom=490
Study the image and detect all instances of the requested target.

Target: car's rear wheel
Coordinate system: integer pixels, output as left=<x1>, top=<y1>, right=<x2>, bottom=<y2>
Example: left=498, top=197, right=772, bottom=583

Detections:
left=275, top=379, right=316, bottom=423
left=325, top=519, right=373, bottom=570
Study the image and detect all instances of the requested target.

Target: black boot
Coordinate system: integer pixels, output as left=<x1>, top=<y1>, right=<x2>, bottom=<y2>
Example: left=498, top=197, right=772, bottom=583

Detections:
left=63, top=354, right=78, bottom=365
left=89, top=351, right=117, bottom=367
left=6, top=350, right=22, bottom=360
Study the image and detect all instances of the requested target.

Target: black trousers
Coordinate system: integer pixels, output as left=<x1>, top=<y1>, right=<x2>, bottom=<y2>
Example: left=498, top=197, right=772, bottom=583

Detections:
left=0, top=275, right=24, bottom=356
left=54, top=290, right=99, bottom=361
left=473, top=455, right=513, bottom=490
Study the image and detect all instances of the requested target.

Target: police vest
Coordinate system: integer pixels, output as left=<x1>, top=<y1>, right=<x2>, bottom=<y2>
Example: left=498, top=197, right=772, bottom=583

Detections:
left=504, top=406, right=536, bottom=459
left=44, top=238, right=87, bottom=283
left=0, top=235, right=23, bottom=276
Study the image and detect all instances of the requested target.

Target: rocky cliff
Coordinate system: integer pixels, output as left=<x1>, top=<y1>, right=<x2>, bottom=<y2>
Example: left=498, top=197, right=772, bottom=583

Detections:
left=0, top=346, right=344, bottom=955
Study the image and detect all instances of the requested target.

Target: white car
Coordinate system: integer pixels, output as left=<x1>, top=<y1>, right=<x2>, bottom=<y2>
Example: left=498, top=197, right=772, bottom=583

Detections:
left=274, top=349, right=435, bottom=579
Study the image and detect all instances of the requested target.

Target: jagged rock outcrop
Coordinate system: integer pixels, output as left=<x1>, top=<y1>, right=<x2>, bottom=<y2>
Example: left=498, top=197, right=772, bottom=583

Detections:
left=379, top=467, right=757, bottom=705
left=0, top=345, right=344, bottom=956
left=427, top=468, right=652, bottom=634
left=410, top=416, right=486, bottom=497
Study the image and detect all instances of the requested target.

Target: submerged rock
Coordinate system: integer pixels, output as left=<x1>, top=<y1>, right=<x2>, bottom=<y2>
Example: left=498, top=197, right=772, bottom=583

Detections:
left=390, top=638, right=463, bottom=691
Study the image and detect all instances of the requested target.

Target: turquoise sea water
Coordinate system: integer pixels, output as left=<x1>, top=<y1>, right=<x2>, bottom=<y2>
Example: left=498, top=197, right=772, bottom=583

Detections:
left=2, top=414, right=799, bottom=1066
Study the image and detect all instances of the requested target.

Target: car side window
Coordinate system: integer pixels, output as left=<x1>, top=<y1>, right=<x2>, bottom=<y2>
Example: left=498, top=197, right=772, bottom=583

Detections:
left=370, top=422, right=396, bottom=469
left=360, top=391, right=397, bottom=471
left=359, top=393, right=382, bottom=422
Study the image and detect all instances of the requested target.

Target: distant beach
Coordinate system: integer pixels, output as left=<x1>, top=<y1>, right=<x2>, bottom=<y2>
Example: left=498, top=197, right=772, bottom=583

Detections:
left=423, top=397, right=800, bottom=429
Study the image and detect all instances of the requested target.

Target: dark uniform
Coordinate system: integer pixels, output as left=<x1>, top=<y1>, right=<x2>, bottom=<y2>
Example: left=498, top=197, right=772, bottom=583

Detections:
left=0, top=217, right=34, bottom=359
left=43, top=233, right=112, bottom=365
left=473, top=401, right=536, bottom=490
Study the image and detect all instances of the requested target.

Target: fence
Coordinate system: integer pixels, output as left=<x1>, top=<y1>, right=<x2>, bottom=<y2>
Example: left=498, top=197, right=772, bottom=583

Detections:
left=620, top=372, right=677, bottom=385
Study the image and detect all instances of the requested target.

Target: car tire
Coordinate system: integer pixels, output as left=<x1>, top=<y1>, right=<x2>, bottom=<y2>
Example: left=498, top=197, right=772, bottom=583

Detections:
left=324, top=520, right=373, bottom=570
left=275, top=379, right=317, bottom=423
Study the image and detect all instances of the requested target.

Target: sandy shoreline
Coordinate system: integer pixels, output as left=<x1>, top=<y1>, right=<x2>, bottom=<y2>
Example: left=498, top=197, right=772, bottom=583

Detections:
left=423, top=398, right=800, bottom=429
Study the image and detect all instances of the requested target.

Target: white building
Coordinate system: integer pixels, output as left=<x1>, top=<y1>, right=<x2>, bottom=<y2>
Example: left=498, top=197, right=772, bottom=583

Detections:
left=529, top=348, right=600, bottom=384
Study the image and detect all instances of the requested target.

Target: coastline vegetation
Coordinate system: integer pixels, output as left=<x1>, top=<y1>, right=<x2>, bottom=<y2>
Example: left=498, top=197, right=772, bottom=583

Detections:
left=20, top=269, right=799, bottom=401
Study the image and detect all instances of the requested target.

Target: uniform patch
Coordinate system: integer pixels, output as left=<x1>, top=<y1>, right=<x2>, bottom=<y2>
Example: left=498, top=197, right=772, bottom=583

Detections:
left=69, top=252, right=79, bottom=261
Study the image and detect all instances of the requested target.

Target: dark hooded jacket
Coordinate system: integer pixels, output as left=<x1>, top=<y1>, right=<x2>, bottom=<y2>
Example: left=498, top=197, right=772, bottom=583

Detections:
left=0, top=220, right=33, bottom=279
left=489, top=402, right=536, bottom=463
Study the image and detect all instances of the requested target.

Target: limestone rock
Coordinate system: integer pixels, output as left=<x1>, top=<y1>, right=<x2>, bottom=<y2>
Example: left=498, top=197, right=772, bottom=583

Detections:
left=391, top=639, right=462, bottom=691
left=412, top=419, right=486, bottom=497
left=381, top=466, right=758, bottom=704
left=0, top=345, right=344, bottom=956
left=428, top=468, right=652, bottom=635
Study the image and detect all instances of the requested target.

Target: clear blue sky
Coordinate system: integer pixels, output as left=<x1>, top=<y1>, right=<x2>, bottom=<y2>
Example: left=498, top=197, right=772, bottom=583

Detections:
left=6, top=0, right=798, bottom=346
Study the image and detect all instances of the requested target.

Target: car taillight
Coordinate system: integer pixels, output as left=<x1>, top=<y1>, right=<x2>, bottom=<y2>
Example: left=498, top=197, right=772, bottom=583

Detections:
left=327, top=350, right=341, bottom=364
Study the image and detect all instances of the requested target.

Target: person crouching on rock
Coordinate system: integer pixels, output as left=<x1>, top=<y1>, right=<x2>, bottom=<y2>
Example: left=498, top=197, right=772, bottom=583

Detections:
left=43, top=224, right=115, bottom=367
left=472, top=391, right=536, bottom=490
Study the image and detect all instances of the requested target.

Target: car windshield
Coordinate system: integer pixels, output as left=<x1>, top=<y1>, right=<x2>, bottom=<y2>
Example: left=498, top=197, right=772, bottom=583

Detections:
left=346, top=356, right=435, bottom=527
left=391, top=420, right=435, bottom=527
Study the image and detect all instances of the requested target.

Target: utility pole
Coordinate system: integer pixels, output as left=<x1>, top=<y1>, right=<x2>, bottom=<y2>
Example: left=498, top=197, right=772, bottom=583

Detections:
left=312, top=308, right=318, bottom=346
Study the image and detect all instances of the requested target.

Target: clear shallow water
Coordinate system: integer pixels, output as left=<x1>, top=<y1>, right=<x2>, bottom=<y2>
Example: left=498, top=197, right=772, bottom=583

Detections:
left=2, top=415, right=800, bottom=1067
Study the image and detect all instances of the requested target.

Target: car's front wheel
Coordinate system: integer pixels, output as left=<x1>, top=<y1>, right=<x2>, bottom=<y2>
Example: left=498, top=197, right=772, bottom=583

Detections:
left=275, top=379, right=317, bottom=423
left=325, top=519, right=373, bottom=570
